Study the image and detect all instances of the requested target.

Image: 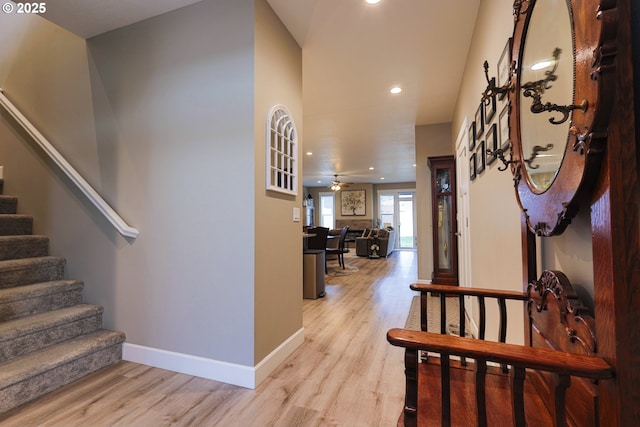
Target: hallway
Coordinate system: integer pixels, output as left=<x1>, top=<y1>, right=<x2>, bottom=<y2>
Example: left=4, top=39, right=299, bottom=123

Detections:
left=1, top=251, right=418, bottom=426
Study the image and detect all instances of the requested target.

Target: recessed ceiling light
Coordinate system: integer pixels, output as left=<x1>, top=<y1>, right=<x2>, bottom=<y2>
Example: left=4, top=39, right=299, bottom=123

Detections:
left=390, top=86, right=402, bottom=94
left=365, top=0, right=381, bottom=4
left=369, top=167, right=375, bottom=170
left=413, top=164, right=416, bottom=167
left=317, top=180, right=322, bottom=184
left=380, top=177, right=385, bottom=180
left=306, top=151, right=313, bottom=156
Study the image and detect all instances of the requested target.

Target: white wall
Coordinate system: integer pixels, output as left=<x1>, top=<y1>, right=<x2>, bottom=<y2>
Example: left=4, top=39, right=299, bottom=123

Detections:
left=451, top=0, right=525, bottom=343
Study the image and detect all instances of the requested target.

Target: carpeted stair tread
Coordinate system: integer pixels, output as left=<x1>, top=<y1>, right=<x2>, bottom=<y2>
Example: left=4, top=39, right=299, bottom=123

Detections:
left=0, top=280, right=83, bottom=321
left=0, top=215, right=33, bottom=236
left=0, top=305, right=104, bottom=364
left=0, top=235, right=49, bottom=261
left=0, top=329, right=125, bottom=383
left=0, top=196, right=18, bottom=214
left=0, top=256, right=65, bottom=288
left=0, top=280, right=82, bottom=305
left=0, top=304, right=102, bottom=342
left=0, top=329, right=125, bottom=413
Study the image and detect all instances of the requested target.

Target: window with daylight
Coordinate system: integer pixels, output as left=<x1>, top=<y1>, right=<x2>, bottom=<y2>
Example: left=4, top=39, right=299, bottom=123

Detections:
left=319, top=192, right=335, bottom=228
left=266, top=105, right=298, bottom=195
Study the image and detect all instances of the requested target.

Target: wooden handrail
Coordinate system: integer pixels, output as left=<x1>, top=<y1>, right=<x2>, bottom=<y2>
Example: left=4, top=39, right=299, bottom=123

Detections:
left=410, top=283, right=529, bottom=300
left=0, top=88, right=139, bottom=239
left=397, top=276, right=607, bottom=426
left=388, top=329, right=613, bottom=426
left=387, top=329, right=613, bottom=379
left=411, top=283, right=528, bottom=351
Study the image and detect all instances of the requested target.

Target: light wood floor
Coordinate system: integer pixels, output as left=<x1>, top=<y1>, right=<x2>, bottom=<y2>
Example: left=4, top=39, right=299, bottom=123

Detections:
left=0, top=251, right=418, bottom=426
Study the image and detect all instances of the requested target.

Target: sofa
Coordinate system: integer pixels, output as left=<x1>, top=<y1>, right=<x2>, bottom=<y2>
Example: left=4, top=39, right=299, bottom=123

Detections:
left=355, top=228, right=395, bottom=257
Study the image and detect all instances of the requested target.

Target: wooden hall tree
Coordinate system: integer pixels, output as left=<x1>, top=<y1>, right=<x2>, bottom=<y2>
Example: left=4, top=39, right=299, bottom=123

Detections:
left=388, top=0, right=640, bottom=425
left=591, top=0, right=640, bottom=422
left=516, top=0, right=640, bottom=423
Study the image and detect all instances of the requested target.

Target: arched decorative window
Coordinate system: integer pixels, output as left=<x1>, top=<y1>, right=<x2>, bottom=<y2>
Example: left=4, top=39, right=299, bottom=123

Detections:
left=266, top=105, right=298, bottom=195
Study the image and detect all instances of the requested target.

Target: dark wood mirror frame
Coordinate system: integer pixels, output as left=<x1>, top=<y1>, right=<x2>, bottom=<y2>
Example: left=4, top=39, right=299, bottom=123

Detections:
left=508, top=0, right=618, bottom=236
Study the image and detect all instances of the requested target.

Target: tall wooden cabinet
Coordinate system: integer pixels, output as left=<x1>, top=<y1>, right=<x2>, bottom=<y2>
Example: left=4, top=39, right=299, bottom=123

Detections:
left=428, top=156, right=458, bottom=285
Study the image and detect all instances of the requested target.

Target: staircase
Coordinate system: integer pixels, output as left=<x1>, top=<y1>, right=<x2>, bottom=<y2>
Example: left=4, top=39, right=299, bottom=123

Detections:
left=0, top=179, right=125, bottom=414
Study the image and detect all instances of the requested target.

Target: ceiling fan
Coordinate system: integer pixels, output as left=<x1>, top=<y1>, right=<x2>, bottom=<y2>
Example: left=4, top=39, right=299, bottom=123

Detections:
left=329, top=174, right=349, bottom=191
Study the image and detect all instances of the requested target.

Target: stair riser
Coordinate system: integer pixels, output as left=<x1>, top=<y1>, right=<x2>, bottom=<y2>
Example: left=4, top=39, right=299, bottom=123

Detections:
left=0, top=217, right=32, bottom=236
left=0, top=313, right=103, bottom=363
left=0, top=238, right=49, bottom=261
left=0, top=198, right=17, bottom=214
left=0, top=289, right=83, bottom=322
left=0, top=344, right=122, bottom=414
left=0, top=262, right=65, bottom=289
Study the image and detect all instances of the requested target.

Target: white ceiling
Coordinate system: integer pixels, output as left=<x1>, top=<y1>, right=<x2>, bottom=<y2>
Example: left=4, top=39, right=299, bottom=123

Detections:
left=26, top=0, right=480, bottom=188
left=267, top=0, right=480, bottom=187
left=28, top=0, right=203, bottom=39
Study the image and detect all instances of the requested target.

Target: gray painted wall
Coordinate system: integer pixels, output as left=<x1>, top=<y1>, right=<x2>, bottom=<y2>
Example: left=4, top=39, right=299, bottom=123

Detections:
left=0, top=0, right=303, bottom=369
left=86, top=0, right=256, bottom=365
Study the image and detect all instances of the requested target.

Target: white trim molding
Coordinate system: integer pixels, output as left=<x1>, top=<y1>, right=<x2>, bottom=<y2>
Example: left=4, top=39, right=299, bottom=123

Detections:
left=0, top=88, right=139, bottom=239
left=254, top=328, right=305, bottom=386
left=123, top=328, right=305, bottom=389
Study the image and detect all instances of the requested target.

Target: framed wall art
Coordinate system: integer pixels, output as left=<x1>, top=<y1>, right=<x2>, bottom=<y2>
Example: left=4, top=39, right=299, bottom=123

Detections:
left=484, top=80, right=497, bottom=123
left=497, top=38, right=512, bottom=100
left=470, top=152, right=477, bottom=181
left=266, top=105, right=298, bottom=195
left=468, top=121, right=476, bottom=150
left=486, top=123, right=497, bottom=165
left=475, top=103, right=484, bottom=139
left=477, top=140, right=486, bottom=174
left=499, top=103, right=510, bottom=150
left=341, top=190, right=366, bottom=216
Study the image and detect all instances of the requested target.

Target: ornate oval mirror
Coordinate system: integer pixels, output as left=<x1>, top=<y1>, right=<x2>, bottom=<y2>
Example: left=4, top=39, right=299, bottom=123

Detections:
left=519, top=0, right=573, bottom=192
left=508, top=0, right=617, bottom=236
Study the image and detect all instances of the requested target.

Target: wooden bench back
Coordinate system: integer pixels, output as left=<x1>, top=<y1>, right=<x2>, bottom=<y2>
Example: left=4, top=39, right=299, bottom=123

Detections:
left=527, top=270, right=599, bottom=427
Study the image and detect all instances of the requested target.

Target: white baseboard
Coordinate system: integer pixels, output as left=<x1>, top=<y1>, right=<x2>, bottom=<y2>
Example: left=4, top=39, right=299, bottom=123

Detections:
left=415, top=279, right=432, bottom=284
left=255, top=327, right=305, bottom=385
left=123, top=327, right=305, bottom=389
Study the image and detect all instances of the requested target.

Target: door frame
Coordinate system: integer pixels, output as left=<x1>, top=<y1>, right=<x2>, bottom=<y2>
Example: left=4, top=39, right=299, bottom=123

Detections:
left=454, top=117, right=472, bottom=288
left=377, top=189, right=417, bottom=250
